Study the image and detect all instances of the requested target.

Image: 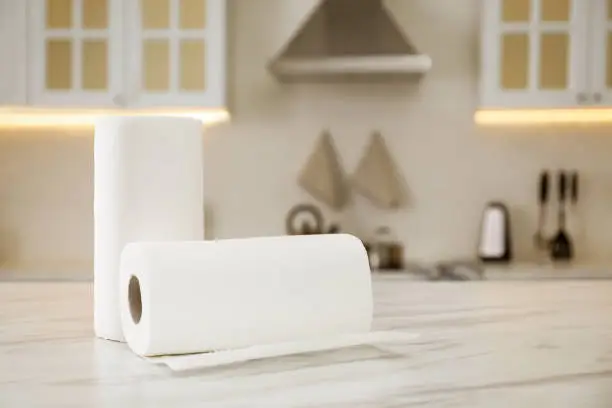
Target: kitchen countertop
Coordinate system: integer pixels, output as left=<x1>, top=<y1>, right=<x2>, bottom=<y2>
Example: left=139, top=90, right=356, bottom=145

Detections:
left=2, top=277, right=612, bottom=407
left=376, top=263, right=612, bottom=281
left=3, top=262, right=612, bottom=282
left=0, top=260, right=93, bottom=282
left=483, top=263, right=612, bottom=280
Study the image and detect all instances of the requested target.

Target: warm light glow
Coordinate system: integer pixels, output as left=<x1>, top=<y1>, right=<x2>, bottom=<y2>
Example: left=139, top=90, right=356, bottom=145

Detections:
left=0, top=107, right=230, bottom=129
left=475, top=109, right=612, bottom=126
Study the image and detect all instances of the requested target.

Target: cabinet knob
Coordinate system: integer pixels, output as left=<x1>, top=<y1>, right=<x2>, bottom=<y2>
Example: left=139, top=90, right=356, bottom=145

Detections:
left=576, top=93, right=588, bottom=104
left=594, top=93, right=603, bottom=103
left=112, top=94, right=124, bottom=106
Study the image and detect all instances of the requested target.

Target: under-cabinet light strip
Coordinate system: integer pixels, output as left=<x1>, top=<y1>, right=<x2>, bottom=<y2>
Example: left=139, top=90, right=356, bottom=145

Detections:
left=475, top=109, right=612, bottom=126
left=0, top=108, right=230, bottom=129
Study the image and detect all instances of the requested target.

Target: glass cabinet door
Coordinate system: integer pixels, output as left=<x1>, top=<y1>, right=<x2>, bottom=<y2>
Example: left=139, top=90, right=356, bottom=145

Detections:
left=28, top=0, right=123, bottom=107
left=481, top=0, right=588, bottom=108
left=126, top=0, right=226, bottom=108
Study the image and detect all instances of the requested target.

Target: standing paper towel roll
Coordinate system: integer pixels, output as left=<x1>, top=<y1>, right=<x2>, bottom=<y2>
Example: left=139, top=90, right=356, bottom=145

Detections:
left=94, top=116, right=204, bottom=342
left=120, top=234, right=373, bottom=357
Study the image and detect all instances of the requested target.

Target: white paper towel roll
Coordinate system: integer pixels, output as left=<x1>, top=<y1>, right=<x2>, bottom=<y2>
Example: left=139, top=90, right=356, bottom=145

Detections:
left=94, top=116, right=204, bottom=342
left=120, top=235, right=374, bottom=357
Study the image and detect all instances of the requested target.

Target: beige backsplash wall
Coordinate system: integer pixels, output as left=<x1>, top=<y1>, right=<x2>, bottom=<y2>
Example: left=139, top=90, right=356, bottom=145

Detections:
left=2, top=0, right=612, bottom=270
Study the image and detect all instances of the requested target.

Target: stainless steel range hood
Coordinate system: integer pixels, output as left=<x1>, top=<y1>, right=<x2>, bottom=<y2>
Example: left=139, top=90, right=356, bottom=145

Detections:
left=269, top=0, right=432, bottom=83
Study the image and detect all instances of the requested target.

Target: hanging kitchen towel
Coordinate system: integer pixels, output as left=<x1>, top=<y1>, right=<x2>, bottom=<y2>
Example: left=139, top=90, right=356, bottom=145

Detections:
left=120, top=235, right=417, bottom=371
left=298, top=131, right=348, bottom=210
left=94, top=116, right=204, bottom=342
left=352, top=132, right=405, bottom=209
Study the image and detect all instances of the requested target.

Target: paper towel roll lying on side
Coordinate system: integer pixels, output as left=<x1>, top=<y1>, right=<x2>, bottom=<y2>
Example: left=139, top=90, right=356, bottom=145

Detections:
left=120, top=235, right=417, bottom=370
left=94, top=116, right=204, bottom=342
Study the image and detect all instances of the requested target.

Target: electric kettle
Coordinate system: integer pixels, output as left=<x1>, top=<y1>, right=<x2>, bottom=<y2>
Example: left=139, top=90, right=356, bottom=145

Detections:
left=477, top=202, right=512, bottom=263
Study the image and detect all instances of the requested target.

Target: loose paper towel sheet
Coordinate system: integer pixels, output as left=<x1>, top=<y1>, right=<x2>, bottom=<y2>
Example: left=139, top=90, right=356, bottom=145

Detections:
left=148, top=331, right=419, bottom=371
left=94, top=116, right=204, bottom=342
left=120, top=235, right=416, bottom=371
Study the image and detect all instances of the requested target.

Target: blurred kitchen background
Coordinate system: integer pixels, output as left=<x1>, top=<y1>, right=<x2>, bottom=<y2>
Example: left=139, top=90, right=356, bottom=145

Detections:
left=1, top=0, right=612, bottom=277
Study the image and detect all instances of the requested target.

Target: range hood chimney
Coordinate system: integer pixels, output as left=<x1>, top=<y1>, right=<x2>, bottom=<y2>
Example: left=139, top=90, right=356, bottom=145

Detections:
left=269, top=0, right=432, bottom=83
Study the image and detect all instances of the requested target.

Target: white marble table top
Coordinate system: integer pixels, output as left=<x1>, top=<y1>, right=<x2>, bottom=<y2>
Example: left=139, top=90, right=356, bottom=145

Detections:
left=2, top=277, right=612, bottom=407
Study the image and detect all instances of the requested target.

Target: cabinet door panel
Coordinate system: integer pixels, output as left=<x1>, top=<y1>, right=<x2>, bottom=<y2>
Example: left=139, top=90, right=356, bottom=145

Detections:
left=28, top=0, right=123, bottom=107
left=143, top=40, right=171, bottom=91
left=83, top=0, right=108, bottom=29
left=502, top=0, right=531, bottom=22
left=481, top=0, right=589, bottom=109
left=142, top=0, right=170, bottom=29
left=47, top=0, right=73, bottom=28
left=539, top=33, right=569, bottom=89
left=126, top=0, right=225, bottom=108
left=82, top=40, right=108, bottom=90
left=541, top=0, right=570, bottom=22
left=180, top=0, right=207, bottom=29
left=46, top=39, right=73, bottom=90
left=0, top=0, right=27, bottom=105
left=180, top=40, right=206, bottom=91
left=590, top=0, right=612, bottom=105
left=606, top=32, right=612, bottom=88
left=501, top=33, right=530, bottom=90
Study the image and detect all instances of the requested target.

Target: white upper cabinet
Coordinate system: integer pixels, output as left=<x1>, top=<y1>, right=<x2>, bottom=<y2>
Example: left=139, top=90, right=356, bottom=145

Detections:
left=480, top=0, right=589, bottom=109
left=0, top=0, right=226, bottom=110
left=125, top=0, right=226, bottom=108
left=28, top=0, right=124, bottom=107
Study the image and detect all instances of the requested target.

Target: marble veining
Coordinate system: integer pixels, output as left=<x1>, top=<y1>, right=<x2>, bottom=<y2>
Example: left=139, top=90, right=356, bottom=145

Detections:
left=1, top=277, right=612, bottom=407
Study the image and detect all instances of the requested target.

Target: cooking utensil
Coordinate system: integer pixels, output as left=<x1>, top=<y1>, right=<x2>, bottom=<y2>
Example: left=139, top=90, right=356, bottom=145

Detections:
left=550, top=171, right=573, bottom=261
left=285, top=203, right=340, bottom=235
left=534, top=170, right=550, bottom=250
left=286, top=204, right=324, bottom=235
left=569, top=170, right=579, bottom=255
left=570, top=171, right=579, bottom=205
